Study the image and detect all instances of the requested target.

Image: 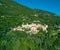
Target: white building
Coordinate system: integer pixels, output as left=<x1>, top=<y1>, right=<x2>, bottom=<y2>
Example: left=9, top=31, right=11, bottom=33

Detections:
left=12, top=23, right=48, bottom=34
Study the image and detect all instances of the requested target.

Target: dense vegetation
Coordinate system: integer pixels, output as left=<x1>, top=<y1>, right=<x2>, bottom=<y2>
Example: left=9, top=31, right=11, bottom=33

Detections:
left=0, top=0, right=60, bottom=50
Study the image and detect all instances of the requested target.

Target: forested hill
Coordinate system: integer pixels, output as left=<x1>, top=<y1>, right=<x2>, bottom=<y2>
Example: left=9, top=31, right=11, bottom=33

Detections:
left=0, top=0, right=60, bottom=50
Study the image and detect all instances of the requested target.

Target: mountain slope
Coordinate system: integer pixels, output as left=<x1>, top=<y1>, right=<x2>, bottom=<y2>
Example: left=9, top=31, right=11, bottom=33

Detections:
left=0, top=0, right=60, bottom=50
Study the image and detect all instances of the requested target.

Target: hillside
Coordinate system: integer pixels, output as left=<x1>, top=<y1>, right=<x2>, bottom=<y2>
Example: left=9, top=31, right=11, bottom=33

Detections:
left=0, top=0, right=60, bottom=50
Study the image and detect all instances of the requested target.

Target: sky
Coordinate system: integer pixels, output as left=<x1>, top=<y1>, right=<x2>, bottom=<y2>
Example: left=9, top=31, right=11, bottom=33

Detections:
left=13, top=0, right=60, bottom=16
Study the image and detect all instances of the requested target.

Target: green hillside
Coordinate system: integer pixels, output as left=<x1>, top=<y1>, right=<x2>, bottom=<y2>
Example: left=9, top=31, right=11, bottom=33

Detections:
left=0, top=0, right=60, bottom=50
